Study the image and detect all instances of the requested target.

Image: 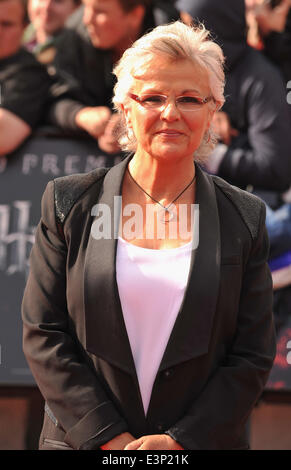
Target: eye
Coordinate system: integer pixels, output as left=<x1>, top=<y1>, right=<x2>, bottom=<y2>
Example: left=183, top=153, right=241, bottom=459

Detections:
left=177, top=96, right=202, bottom=106
left=140, top=95, right=165, bottom=106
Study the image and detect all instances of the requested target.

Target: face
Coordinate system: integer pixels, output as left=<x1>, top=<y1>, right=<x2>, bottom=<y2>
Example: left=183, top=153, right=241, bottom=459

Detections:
left=124, top=58, right=215, bottom=163
left=28, top=0, right=77, bottom=36
left=0, top=0, right=26, bottom=59
left=82, top=0, right=140, bottom=51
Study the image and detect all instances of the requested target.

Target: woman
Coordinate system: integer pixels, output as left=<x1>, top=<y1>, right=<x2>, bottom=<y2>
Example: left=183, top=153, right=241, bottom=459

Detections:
left=22, top=21, right=276, bottom=450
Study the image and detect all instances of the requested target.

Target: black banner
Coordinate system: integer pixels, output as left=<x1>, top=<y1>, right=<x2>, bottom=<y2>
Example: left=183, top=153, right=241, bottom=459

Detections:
left=0, top=131, right=121, bottom=385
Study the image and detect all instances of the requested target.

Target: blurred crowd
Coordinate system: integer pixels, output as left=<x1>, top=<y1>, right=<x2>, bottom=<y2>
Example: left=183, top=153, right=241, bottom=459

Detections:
left=1, top=0, right=291, bottom=321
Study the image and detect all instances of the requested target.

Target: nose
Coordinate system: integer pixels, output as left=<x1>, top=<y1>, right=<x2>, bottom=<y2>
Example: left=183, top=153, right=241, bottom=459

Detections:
left=160, top=98, right=180, bottom=121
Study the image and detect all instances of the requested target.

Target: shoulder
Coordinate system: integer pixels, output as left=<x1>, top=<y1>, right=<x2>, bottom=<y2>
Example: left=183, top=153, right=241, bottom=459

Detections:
left=56, top=27, right=96, bottom=55
left=53, top=167, right=109, bottom=224
left=8, top=49, right=51, bottom=85
left=41, top=167, right=109, bottom=231
left=53, top=28, right=104, bottom=70
left=211, top=174, right=265, bottom=241
left=13, top=47, right=39, bottom=65
left=15, top=48, right=50, bottom=73
left=236, top=47, right=284, bottom=90
left=0, top=48, right=43, bottom=75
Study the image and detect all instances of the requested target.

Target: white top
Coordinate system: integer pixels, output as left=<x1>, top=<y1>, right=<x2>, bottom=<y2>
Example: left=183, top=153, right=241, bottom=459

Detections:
left=116, top=237, right=193, bottom=415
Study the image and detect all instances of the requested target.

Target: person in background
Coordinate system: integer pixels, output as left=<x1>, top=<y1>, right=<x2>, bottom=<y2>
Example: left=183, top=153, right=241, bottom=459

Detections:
left=0, top=0, right=52, bottom=156
left=177, top=0, right=291, bottom=192
left=22, top=21, right=275, bottom=451
left=46, top=0, right=180, bottom=154
left=252, top=0, right=291, bottom=83
left=23, top=0, right=81, bottom=63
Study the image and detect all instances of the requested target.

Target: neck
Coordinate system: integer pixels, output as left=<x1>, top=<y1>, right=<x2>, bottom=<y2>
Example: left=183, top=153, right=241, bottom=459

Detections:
left=128, top=153, right=196, bottom=202
left=113, top=27, right=142, bottom=63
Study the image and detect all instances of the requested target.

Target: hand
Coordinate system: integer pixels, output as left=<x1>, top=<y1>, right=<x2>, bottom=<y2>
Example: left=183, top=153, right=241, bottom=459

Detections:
left=212, top=111, right=238, bottom=145
left=255, top=0, right=291, bottom=35
left=124, top=434, right=184, bottom=450
left=98, top=113, right=122, bottom=154
left=100, top=432, right=136, bottom=450
left=75, top=106, right=111, bottom=139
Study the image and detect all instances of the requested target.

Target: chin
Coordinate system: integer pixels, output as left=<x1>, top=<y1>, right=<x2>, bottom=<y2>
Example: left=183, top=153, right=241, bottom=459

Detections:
left=152, top=144, right=189, bottom=160
left=89, top=36, right=100, bottom=47
left=152, top=151, right=189, bottom=163
left=87, top=32, right=102, bottom=48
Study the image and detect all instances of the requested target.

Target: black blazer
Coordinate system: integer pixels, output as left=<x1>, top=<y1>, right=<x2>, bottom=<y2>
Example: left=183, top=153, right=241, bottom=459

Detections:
left=22, top=156, right=276, bottom=450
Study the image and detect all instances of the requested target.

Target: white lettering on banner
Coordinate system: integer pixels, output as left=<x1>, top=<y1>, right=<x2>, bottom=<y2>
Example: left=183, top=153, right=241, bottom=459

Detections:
left=20, top=153, right=121, bottom=176
left=22, top=153, right=39, bottom=174
left=0, top=201, right=35, bottom=277
left=64, top=155, right=81, bottom=175
left=1, top=151, right=122, bottom=175
left=42, top=154, right=62, bottom=175
left=85, top=155, right=108, bottom=172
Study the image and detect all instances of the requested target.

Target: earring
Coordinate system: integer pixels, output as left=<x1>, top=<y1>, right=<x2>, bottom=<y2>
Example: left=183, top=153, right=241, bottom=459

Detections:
left=204, top=130, right=211, bottom=144
left=127, top=127, right=134, bottom=139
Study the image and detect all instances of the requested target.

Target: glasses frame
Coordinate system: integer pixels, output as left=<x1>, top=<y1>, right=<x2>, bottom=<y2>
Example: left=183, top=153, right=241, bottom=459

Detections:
left=128, top=92, right=214, bottom=112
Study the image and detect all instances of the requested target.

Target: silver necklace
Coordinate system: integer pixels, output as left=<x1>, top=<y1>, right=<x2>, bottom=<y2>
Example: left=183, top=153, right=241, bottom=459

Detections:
left=126, top=167, right=196, bottom=223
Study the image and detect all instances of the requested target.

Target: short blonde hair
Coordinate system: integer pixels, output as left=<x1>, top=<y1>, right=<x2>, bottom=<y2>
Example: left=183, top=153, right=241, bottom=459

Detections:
left=112, top=21, right=225, bottom=160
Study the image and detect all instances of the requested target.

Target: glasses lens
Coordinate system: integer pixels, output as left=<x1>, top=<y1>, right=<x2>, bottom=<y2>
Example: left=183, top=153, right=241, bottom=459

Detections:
left=135, top=94, right=211, bottom=111
left=139, top=95, right=167, bottom=109
left=176, top=96, right=204, bottom=111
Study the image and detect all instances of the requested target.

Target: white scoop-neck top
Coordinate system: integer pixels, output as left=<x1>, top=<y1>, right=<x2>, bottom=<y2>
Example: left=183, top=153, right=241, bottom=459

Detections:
left=116, top=237, right=193, bottom=415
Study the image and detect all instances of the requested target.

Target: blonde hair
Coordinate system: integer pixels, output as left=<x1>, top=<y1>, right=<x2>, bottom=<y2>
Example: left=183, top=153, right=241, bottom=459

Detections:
left=112, top=21, right=225, bottom=160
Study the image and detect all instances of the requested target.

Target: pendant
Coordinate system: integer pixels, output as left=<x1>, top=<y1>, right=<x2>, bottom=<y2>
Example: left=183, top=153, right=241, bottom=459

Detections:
left=159, top=208, right=175, bottom=224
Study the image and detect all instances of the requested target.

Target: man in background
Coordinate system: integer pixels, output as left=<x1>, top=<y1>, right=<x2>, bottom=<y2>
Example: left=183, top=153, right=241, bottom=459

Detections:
left=48, top=0, right=181, bottom=153
left=0, top=0, right=52, bottom=156
left=177, top=0, right=291, bottom=192
left=24, top=0, right=81, bottom=61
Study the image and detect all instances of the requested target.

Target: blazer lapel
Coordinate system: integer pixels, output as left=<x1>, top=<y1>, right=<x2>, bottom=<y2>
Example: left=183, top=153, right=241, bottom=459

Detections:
left=84, top=159, right=221, bottom=375
left=159, top=165, right=221, bottom=371
left=84, top=155, right=137, bottom=376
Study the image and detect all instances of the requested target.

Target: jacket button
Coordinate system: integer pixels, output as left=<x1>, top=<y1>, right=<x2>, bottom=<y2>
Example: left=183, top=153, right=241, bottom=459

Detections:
left=163, top=369, right=173, bottom=379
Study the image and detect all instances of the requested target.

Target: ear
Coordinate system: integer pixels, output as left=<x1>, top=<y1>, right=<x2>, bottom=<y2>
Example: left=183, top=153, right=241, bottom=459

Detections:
left=206, top=104, right=217, bottom=129
left=121, top=103, right=132, bottom=129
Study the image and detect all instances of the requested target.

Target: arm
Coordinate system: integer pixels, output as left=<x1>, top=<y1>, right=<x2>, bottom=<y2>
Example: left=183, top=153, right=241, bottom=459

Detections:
left=22, top=181, right=128, bottom=450
left=0, top=108, right=31, bottom=156
left=75, top=106, right=112, bottom=139
left=48, top=99, right=112, bottom=136
left=216, top=62, right=291, bottom=191
left=47, top=28, right=112, bottom=135
left=0, top=52, right=52, bottom=153
left=163, top=203, right=276, bottom=450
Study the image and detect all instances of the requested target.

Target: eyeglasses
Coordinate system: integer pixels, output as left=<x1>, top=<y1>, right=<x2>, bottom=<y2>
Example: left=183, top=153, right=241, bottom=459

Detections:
left=128, top=92, right=214, bottom=112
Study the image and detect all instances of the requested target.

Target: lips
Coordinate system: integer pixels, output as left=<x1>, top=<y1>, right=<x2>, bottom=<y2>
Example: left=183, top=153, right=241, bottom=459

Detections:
left=156, top=129, right=184, bottom=135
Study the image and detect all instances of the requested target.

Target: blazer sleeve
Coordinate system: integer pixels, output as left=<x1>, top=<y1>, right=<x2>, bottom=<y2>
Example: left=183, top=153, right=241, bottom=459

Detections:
left=166, top=202, right=276, bottom=450
left=21, top=181, right=128, bottom=450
